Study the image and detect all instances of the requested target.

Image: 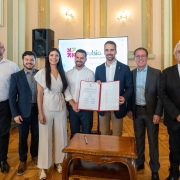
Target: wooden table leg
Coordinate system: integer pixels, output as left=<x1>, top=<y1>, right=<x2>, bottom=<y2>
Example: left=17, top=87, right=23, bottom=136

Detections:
left=62, top=153, right=72, bottom=180
left=126, top=158, right=137, bottom=180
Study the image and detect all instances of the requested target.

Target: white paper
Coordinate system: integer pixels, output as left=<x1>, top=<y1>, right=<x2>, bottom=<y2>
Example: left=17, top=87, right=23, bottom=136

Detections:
left=78, top=81, right=100, bottom=110
left=100, top=81, right=119, bottom=111
left=78, top=81, right=119, bottom=111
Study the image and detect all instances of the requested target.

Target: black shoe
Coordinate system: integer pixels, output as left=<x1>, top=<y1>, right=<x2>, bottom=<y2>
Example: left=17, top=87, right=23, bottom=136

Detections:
left=0, top=161, right=10, bottom=173
left=152, top=172, right=159, bottom=180
left=17, top=161, right=26, bottom=175
left=137, top=164, right=144, bottom=171
left=165, top=175, right=179, bottom=180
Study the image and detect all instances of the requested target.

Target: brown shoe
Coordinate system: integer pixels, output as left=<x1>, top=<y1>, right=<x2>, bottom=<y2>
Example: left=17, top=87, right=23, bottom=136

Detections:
left=17, top=161, right=26, bottom=175
left=32, top=157, right=38, bottom=166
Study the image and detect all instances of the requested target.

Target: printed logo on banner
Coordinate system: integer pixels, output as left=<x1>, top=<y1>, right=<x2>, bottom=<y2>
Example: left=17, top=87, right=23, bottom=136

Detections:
left=67, top=48, right=76, bottom=58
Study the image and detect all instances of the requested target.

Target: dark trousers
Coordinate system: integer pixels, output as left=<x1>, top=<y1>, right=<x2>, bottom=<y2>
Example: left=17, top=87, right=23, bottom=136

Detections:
left=167, top=127, right=180, bottom=177
left=0, top=100, right=12, bottom=162
left=69, top=106, right=93, bottom=138
left=18, top=105, right=39, bottom=162
left=134, top=106, right=160, bottom=172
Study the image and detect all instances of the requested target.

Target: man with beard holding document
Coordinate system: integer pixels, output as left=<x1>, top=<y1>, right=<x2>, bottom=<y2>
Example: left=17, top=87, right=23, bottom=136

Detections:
left=65, top=49, right=95, bottom=138
left=95, top=41, right=133, bottom=136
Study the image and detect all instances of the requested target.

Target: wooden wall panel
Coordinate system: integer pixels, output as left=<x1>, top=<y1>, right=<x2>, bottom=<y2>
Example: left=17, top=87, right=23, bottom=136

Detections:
left=172, top=0, right=180, bottom=65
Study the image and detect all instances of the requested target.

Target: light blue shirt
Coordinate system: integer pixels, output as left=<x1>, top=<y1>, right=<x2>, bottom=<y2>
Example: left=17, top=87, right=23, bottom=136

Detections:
left=135, top=65, right=148, bottom=105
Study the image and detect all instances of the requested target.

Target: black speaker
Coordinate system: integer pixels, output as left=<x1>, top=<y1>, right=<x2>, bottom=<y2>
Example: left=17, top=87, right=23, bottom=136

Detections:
left=32, top=28, right=54, bottom=58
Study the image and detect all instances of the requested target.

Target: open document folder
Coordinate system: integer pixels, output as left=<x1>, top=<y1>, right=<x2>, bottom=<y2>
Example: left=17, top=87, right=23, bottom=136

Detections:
left=78, top=81, right=120, bottom=111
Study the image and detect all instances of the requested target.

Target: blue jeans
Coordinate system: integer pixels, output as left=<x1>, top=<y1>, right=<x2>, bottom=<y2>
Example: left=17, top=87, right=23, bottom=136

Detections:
left=69, top=106, right=93, bottom=138
left=18, top=105, right=39, bottom=162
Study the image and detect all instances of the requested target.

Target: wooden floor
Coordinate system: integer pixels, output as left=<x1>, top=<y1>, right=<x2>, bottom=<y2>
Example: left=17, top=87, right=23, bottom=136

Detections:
left=0, top=114, right=177, bottom=180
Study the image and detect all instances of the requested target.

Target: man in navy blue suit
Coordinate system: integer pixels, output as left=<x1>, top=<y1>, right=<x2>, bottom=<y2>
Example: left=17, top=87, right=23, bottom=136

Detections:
left=9, top=51, right=39, bottom=175
left=95, top=41, right=133, bottom=136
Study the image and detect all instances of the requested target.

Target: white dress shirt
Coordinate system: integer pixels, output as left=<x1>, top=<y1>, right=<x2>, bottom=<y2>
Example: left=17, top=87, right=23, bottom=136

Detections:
left=0, top=58, right=20, bottom=101
left=105, top=60, right=117, bottom=82
left=178, top=64, right=180, bottom=76
left=65, top=66, right=95, bottom=102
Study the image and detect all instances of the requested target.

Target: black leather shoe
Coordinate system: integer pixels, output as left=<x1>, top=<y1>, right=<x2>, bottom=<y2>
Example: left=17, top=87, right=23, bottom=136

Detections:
left=165, top=175, right=179, bottom=180
left=137, top=164, right=144, bottom=171
left=152, top=172, right=159, bottom=180
left=0, top=161, right=10, bottom=173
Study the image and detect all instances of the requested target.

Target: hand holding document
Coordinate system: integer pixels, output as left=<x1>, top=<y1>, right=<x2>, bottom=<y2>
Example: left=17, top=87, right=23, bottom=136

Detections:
left=78, top=81, right=120, bottom=111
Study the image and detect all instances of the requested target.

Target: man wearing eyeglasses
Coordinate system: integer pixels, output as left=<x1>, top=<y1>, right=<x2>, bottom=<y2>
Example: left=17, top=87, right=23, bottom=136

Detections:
left=127, top=47, right=163, bottom=180
left=0, top=42, right=19, bottom=174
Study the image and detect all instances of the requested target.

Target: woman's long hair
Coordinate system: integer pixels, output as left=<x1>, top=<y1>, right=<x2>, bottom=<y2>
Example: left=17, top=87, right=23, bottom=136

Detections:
left=45, top=48, right=67, bottom=93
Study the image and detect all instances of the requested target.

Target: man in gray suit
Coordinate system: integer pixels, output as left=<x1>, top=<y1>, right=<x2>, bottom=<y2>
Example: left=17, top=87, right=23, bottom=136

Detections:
left=160, top=41, right=180, bottom=180
left=127, top=47, right=163, bottom=180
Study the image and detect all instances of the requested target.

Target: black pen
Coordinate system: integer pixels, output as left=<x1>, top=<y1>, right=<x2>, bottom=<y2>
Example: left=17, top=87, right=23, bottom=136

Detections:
left=84, top=135, right=88, bottom=144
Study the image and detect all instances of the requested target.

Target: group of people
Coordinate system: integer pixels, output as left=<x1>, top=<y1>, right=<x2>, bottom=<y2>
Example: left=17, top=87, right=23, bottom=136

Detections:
left=0, top=40, right=180, bottom=180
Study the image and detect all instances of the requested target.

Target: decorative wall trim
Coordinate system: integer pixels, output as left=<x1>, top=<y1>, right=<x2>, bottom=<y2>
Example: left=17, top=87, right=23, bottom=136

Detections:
left=7, top=0, right=13, bottom=61
left=161, top=0, right=164, bottom=70
left=0, top=0, right=3, bottom=26
left=45, top=0, right=50, bottom=28
left=146, top=0, right=153, bottom=54
left=100, top=0, right=107, bottom=37
left=163, top=0, right=172, bottom=68
left=38, top=0, right=46, bottom=28
left=83, top=0, right=90, bottom=38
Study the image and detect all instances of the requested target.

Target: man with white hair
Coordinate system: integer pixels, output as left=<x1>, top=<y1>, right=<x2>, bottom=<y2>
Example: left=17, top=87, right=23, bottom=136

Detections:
left=0, top=41, right=19, bottom=173
left=160, top=41, right=180, bottom=180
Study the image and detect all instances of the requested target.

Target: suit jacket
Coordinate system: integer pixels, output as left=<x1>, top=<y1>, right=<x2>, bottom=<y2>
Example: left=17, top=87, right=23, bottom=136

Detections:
left=95, top=60, right=133, bottom=119
left=9, top=69, right=38, bottom=118
left=127, top=66, right=163, bottom=119
left=160, top=65, right=180, bottom=130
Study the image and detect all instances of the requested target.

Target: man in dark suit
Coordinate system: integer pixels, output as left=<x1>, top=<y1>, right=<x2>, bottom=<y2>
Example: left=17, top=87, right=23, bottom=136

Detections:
left=9, top=51, right=39, bottom=176
left=95, top=41, right=133, bottom=136
left=127, top=47, right=162, bottom=180
left=160, top=42, right=180, bottom=180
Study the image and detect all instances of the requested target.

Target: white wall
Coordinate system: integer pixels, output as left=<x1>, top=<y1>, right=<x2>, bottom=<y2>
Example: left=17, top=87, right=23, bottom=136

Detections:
left=26, top=0, right=38, bottom=51
left=107, top=0, right=142, bottom=51
left=0, top=0, right=163, bottom=70
left=50, top=0, right=84, bottom=48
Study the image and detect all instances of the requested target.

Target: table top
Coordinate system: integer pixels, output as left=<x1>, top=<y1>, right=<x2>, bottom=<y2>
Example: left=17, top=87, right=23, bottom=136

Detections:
left=63, top=133, right=137, bottom=158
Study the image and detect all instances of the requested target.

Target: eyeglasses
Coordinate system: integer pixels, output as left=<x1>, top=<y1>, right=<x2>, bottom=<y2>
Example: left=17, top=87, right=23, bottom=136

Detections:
left=0, top=46, right=4, bottom=49
left=135, top=54, right=147, bottom=59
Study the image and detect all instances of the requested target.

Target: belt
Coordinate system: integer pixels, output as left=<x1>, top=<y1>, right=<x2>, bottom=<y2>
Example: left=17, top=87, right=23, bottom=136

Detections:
left=136, top=105, right=146, bottom=109
left=31, top=103, right=37, bottom=107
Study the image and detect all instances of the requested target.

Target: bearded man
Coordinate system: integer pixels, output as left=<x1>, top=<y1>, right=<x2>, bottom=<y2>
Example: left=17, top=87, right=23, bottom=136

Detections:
left=9, top=51, right=38, bottom=175
left=95, top=41, right=133, bottom=136
left=64, top=49, right=95, bottom=138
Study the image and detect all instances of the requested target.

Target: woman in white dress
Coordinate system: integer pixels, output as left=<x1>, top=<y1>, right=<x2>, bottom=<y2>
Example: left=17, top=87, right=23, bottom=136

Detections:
left=34, top=48, right=68, bottom=180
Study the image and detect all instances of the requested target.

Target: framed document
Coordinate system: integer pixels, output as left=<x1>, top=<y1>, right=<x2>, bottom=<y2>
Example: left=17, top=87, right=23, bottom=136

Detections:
left=78, top=81, right=120, bottom=111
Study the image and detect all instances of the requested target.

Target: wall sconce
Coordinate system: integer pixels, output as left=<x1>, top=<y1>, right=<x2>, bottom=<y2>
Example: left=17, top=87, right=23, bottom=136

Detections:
left=117, top=11, right=130, bottom=21
left=65, top=9, right=74, bottom=20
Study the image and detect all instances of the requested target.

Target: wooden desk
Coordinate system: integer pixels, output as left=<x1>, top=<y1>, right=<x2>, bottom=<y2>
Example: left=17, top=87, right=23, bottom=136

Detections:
left=62, top=133, right=137, bottom=180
